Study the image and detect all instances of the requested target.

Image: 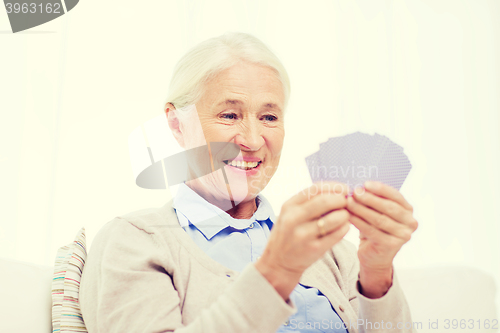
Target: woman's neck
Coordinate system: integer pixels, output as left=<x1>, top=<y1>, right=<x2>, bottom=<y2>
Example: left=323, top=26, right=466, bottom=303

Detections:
left=225, top=199, right=257, bottom=220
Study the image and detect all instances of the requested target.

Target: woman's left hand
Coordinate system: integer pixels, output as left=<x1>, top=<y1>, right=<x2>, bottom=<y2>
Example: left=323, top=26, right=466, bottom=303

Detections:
left=346, top=180, right=418, bottom=298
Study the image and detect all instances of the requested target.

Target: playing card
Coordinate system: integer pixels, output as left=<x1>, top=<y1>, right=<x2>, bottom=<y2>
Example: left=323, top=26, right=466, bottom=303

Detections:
left=305, top=150, right=321, bottom=182
left=319, top=136, right=345, bottom=181
left=305, top=132, right=412, bottom=194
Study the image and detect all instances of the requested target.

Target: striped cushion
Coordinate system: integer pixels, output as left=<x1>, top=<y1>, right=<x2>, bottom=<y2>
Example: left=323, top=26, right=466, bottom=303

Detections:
left=51, top=227, right=88, bottom=333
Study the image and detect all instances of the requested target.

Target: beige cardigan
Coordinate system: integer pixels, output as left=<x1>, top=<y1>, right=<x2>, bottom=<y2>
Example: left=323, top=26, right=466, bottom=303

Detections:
left=79, top=200, right=416, bottom=333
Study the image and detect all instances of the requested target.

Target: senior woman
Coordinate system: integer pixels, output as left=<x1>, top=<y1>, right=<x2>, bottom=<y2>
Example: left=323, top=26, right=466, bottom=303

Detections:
left=79, top=32, right=418, bottom=333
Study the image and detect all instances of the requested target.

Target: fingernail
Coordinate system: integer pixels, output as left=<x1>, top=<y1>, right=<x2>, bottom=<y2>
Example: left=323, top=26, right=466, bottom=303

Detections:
left=364, top=181, right=374, bottom=189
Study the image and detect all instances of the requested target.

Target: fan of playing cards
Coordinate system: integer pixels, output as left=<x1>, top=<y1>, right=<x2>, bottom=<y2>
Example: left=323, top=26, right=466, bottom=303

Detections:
left=305, top=132, right=412, bottom=194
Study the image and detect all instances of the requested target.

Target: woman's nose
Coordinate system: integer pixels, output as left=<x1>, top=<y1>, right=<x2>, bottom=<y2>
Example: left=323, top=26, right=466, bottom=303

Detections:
left=234, top=122, right=265, bottom=151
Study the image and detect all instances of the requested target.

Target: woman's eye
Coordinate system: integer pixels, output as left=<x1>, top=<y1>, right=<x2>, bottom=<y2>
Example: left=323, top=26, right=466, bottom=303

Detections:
left=221, top=113, right=237, bottom=120
left=263, top=115, right=277, bottom=121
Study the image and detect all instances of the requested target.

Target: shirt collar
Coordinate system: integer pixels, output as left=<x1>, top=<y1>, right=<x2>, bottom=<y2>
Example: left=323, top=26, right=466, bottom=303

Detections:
left=172, top=182, right=276, bottom=240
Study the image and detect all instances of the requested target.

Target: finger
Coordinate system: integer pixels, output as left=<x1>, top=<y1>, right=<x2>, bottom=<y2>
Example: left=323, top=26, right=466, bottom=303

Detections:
left=346, top=197, right=412, bottom=241
left=364, top=181, right=413, bottom=212
left=315, top=220, right=351, bottom=251
left=287, top=181, right=350, bottom=206
left=294, top=209, right=350, bottom=242
left=349, top=214, right=405, bottom=247
left=289, top=193, right=347, bottom=224
left=320, top=209, right=351, bottom=236
left=352, top=189, right=415, bottom=227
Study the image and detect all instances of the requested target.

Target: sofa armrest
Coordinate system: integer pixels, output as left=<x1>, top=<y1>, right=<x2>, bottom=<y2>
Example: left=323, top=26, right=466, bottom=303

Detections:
left=0, top=257, right=53, bottom=333
left=397, top=265, right=497, bottom=333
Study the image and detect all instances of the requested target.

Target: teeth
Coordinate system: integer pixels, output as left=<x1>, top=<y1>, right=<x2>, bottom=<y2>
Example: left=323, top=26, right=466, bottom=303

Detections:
left=226, top=160, right=260, bottom=169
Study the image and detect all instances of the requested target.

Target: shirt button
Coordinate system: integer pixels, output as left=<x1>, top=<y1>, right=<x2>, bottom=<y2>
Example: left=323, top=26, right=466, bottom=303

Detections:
left=248, top=223, right=255, bottom=229
left=284, top=319, right=290, bottom=326
left=339, top=305, right=345, bottom=312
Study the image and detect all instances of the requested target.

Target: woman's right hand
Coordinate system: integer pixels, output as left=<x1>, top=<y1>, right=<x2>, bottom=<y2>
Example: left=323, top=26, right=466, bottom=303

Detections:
left=254, top=181, right=351, bottom=302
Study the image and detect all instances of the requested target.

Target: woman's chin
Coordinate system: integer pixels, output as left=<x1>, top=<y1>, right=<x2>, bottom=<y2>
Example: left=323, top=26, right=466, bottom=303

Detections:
left=222, top=165, right=262, bottom=202
left=189, top=168, right=264, bottom=210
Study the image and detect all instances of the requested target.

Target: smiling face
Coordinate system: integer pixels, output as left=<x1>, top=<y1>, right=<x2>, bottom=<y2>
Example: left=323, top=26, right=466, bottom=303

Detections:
left=177, top=61, right=286, bottom=210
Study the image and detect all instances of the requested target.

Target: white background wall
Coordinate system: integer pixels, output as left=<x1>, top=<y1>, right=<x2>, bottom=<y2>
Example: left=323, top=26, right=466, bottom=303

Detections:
left=1, top=0, right=499, bottom=320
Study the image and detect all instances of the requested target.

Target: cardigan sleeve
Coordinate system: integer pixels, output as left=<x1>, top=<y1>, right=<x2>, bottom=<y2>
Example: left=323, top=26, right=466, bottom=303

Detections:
left=340, top=240, right=417, bottom=333
left=79, top=217, right=297, bottom=333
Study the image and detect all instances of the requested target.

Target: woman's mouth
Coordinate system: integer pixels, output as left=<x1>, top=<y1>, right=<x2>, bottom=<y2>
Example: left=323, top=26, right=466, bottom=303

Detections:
left=223, top=160, right=262, bottom=171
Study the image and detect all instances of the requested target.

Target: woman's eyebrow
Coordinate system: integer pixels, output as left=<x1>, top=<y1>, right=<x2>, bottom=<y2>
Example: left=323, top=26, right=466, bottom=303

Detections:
left=216, top=99, right=243, bottom=107
left=263, top=103, right=281, bottom=112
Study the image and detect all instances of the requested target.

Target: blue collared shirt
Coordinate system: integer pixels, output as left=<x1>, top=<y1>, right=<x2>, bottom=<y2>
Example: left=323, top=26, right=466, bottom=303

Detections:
left=173, top=183, right=347, bottom=333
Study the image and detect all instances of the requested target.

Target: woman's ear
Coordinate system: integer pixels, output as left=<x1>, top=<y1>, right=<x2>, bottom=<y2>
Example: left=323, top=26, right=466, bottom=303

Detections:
left=165, top=102, right=186, bottom=148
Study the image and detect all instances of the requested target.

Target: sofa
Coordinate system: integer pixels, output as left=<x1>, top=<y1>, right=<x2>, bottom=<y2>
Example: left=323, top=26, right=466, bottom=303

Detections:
left=0, top=251, right=497, bottom=332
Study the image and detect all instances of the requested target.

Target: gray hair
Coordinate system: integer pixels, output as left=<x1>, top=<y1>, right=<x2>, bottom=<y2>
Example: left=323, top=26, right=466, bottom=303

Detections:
left=166, top=32, right=291, bottom=111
